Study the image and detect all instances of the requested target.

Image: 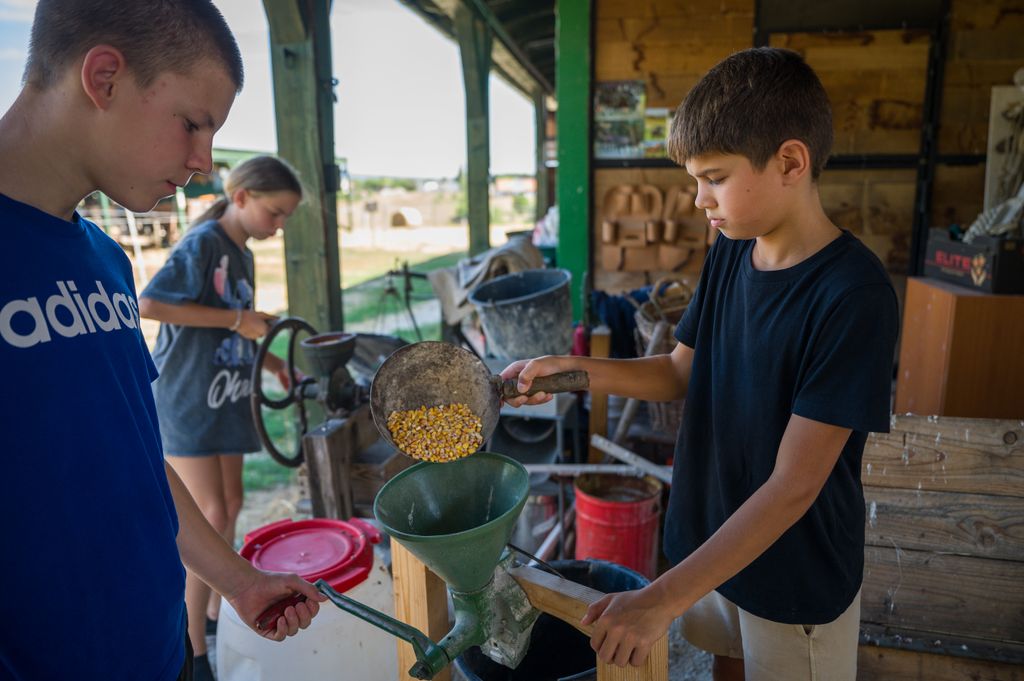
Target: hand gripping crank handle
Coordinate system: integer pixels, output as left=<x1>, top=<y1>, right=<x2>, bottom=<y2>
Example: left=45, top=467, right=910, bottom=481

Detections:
left=498, top=370, right=589, bottom=399
left=255, top=592, right=308, bottom=631
left=255, top=580, right=449, bottom=679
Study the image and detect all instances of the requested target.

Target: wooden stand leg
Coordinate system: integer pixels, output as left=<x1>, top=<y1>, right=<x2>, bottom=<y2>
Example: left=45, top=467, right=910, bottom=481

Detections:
left=589, top=325, right=612, bottom=463
left=391, top=541, right=451, bottom=681
left=509, top=565, right=668, bottom=681
left=303, top=418, right=354, bottom=519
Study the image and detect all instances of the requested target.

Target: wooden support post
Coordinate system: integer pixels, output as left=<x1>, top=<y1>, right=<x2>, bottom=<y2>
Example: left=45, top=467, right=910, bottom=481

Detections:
left=391, top=542, right=451, bottom=681
left=263, top=0, right=343, bottom=333
left=589, top=325, right=611, bottom=462
left=302, top=418, right=354, bottom=519
left=509, top=565, right=669, bottom=681
left=455, top=3, right=493, bottom=257
left=534, top=90, right=549, bottom=224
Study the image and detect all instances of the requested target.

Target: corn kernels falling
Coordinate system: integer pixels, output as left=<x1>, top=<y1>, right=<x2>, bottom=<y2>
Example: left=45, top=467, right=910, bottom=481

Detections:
left=387, top=402, right=483, bottom=462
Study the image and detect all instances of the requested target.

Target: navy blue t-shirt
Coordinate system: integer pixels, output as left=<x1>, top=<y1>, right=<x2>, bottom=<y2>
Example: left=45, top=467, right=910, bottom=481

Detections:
left=664, top=230, right=898, bottom=624
left=0, top=194, right=185, bottom=680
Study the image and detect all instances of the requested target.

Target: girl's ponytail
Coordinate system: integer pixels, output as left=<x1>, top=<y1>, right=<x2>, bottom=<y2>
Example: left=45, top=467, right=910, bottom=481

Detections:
left=189, top=156, right=303, bottom=229
left=190, top=196, right=230, bottom=227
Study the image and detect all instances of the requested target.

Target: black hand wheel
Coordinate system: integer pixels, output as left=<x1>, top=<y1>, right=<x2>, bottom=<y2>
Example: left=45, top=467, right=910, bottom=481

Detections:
left=250, top=317, right=319, bottom=467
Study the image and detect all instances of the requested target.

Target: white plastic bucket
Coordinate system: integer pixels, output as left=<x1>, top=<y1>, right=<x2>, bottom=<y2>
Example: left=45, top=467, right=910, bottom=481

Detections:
left=216, top=517, right=399, bottom=681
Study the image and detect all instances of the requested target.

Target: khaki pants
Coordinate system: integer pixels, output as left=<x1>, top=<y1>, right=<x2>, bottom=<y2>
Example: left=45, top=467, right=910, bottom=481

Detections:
left=680, top=590, right=861, bottom=681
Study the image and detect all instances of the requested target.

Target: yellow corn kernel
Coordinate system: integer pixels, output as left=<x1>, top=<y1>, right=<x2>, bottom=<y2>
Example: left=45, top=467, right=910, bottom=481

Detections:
left=386, top=402, right=484, bottom=462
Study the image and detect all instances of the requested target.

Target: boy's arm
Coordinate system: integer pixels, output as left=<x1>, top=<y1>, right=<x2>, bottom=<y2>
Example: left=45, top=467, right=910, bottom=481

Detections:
left=164, top=461, right=326, bottom=638
left=582, top=414, right=851, bottom=667
left=501, top=341, right=694, bottom=405
left=138, top=297, right=275, bottom=340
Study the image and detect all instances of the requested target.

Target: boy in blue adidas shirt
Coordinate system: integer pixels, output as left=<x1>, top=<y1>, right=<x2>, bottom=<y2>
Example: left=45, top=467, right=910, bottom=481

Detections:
left=0, top=2, right=324, bottom=680
left=504, top=48, right=898, bottom=680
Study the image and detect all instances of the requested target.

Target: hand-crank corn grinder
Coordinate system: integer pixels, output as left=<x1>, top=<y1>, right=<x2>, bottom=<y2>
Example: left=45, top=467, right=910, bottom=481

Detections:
left=252, top=329, right=628, bottom=680
left=250, top=317, right=412, bottom=518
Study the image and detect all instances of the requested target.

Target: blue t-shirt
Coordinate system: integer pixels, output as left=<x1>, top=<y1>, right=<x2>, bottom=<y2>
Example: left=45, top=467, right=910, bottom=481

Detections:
left=0, top=194, right=185, bottom=680
left=143, top=220, right=260, bottom=455
left=665, top=230, right=898, bottom=624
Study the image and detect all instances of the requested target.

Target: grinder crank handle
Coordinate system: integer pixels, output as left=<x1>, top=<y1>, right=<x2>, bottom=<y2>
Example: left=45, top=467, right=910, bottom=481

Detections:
left=255, top=592, right=308, bottom=631
left=313, top=579, right=450, bottom=679
left=253, top=582, right=450, bottom=678
left=496, top=370, right=589, bottom=400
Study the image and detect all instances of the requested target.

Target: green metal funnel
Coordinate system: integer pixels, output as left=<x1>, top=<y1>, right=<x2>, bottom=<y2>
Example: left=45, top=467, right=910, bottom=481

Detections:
left=374, top=452, right=529, bottom=593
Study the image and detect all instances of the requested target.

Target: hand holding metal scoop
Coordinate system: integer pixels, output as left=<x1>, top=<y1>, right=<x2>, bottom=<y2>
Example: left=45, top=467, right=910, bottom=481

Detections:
left=369, top=341, right=588, bottom=461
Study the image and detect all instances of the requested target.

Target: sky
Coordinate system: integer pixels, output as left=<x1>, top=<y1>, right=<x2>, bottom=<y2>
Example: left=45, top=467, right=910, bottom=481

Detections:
left=0, top=0, right=536, bottom=179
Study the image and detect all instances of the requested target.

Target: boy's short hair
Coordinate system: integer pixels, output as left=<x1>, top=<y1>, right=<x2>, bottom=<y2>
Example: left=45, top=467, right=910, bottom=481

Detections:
left=668, top=47, right=833, bottom=178
left=24, top=0, right=243, bottom=91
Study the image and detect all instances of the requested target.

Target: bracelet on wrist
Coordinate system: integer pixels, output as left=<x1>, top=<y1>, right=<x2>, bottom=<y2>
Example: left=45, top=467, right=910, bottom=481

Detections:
left=229, top=308, right=243, bottom=332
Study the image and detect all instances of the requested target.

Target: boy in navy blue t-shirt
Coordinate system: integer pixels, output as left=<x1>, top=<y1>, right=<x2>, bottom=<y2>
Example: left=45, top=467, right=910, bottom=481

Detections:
left=505, top=48, right=898, bottom=680
left=0, top=3, right=324, bottom=680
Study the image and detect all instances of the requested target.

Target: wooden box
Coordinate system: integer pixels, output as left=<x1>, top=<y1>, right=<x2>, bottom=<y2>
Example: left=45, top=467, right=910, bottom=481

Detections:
left=894, top=277, right=1024, bottom=419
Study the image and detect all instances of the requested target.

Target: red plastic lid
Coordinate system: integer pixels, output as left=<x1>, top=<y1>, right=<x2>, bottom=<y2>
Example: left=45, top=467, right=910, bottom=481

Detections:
left=240, top=517, right=381, bottom=593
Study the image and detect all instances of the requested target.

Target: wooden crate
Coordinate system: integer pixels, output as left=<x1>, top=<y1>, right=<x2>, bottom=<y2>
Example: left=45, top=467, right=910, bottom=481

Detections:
left=894, top=277, right=1024, bottom=418
left=859, top=414, right=1024, bottom=679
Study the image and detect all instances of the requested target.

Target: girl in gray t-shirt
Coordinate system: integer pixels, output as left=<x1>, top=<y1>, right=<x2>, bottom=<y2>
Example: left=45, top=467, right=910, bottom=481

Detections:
left=140, top=156, right=303, bottom=677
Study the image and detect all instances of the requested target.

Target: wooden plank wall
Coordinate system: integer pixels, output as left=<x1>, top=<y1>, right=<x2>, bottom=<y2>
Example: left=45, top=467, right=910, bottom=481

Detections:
left=591, top=0, right=1024, bottom=292
left=771, top=31, right=931, bottom=156
left=858, top=414, right=1024, bottom=680
left=594, top=0, right=755, bottom=109
left=593, top=0, right=754, bottom=293
left=771, top=30, right=927, bottom=274
left=932, top=0, right=1024, bottom=230
left=940, top=1, right=1024, bottom=157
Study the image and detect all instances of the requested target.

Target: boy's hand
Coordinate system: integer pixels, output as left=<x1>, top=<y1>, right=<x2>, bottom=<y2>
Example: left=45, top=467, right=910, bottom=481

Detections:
left=236, top=310, right=277, bottom=340
left=582, top=585, right=676, bottom=667
left=225, top=568, right=326, bottom=642
left=499, top=356, right=565, bottom=407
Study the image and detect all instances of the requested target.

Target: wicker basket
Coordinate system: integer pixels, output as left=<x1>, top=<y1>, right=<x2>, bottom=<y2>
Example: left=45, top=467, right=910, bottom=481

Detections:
left=634, top=277, right=692, bottom=436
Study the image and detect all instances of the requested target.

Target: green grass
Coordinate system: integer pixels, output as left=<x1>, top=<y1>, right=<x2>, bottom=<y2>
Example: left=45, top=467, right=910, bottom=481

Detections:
left=243, top=451, right=296, bottom=490
left=342, top=250, right=462, bottom=327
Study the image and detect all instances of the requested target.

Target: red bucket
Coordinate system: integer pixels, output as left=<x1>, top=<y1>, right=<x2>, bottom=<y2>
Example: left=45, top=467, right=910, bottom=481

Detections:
left=574, top=474, right=662, bottom=579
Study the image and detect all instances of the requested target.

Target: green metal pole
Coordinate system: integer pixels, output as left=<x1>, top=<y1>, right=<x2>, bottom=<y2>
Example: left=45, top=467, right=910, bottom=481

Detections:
left=455, top=2, right=493, bottom=257
left=555, top=0, right=591, bottom=322
left=263, top=0, right=343, bottom=332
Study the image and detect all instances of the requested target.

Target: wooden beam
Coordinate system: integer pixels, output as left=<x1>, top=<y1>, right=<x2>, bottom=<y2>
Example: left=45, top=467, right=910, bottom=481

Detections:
left=534, top=90, right=549, bottom=224
left=509, top=565, right=669, bottom=681
left=862, top=544, right=1024, bottom=643
left=556, top=0, right=592, bottom=321
left=395, top=0, right=548, bottom=99
left=865, top=486, right=1024, bottom=561
left=302, top=418, right=354, bottom=519
left=858, top=644, right=1024, bottom=681
left=263, top=0, right=306, bottom=43
left=464, top=0, right=553, bottom=93
left=263, top=0, right=343, bottom=334
left=455, top=3, right=493, bottom=256
left=588, top=325, right=611, bottom=462
left=391, top=541, right=451, bottom=681
left=863, top=415, right=1024, bottom=496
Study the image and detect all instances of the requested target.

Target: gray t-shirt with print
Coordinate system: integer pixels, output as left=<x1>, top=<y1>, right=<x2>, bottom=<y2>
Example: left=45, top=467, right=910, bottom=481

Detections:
left=143, top=220, right=261, bottom=455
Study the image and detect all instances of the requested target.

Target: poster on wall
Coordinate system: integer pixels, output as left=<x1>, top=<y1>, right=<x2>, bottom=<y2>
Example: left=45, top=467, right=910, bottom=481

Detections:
left=594, top=80, right=646, bottom=159
left=643, top=108, right=671, bottom=158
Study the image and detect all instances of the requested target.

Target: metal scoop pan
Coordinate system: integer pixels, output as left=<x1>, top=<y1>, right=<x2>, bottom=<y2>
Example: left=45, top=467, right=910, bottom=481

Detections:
left=369, top=341, right=588, bottom=458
